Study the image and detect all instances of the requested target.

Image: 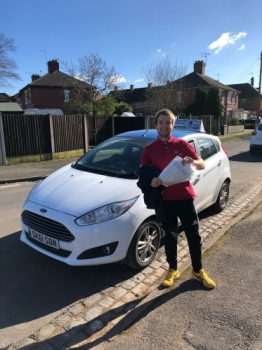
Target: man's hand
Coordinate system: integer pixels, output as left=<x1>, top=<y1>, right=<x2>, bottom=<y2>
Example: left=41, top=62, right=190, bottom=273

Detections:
left=181, top=156, right=205, bottom=170
left=181, top=156, right=194, bottom=166
left=151, top=177, right=163, bottom=187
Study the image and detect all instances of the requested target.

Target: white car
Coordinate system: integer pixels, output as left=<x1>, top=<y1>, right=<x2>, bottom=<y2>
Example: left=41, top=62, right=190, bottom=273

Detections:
left=250, top=123, right=262, bottom=154
left=20, top=122, right=231, bottom=270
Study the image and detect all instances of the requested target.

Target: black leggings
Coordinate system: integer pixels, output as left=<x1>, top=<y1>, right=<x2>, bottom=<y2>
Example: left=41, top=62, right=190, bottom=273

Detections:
left=162, top=199, right=202, bottom=272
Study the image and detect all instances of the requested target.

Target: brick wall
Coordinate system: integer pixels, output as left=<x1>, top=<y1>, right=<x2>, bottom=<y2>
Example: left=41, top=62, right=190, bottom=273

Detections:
left=25, top=87, right=65, bottom=109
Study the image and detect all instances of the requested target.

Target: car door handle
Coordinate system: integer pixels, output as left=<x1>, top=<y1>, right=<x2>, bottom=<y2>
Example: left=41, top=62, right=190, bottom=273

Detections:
left=218, top=160, right=222, bottom=166
left=191, top=174, right=202, bottom=185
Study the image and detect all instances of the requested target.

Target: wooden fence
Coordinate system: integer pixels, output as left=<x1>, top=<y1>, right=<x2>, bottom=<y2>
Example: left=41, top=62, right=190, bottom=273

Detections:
left=0, top=113, right=224, bottom=165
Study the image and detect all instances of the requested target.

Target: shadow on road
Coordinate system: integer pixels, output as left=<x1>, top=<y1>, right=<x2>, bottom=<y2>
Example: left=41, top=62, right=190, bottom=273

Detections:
left=229, top=151, right=262, bottom=162
left=0, top=231, right=136, bottom=329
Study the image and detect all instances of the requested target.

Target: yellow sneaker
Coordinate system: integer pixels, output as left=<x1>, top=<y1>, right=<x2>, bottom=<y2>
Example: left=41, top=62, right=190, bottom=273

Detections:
left=162, top=269, right=180, bottom=287
left=192, top=269, right=216, bottom=289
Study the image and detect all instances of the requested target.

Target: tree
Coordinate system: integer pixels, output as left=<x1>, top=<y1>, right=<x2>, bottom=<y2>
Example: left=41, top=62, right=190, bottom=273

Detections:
left=193, top=87, right=208, bottom=115
left=114, top=102, right=133, bottom=116
left=185, top=86, right=224, bottom=117
left=204, top=86, right=224, bottom=117
left=96, top=95, right=118, bottom=116
left=62, top=53, right=125, bottom=115
left=141, top=56, right=188, bottom=114
left=0, top=33, right=21, bottom=89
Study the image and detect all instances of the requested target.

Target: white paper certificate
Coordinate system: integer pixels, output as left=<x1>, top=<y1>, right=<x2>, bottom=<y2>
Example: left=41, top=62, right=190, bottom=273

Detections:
left=158, top=156, right=194, bottom=187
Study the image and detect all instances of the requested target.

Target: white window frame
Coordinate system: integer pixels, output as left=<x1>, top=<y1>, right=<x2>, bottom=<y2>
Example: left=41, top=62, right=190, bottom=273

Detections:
left=64, top=90, right=70, bottom=102
left=227, top=92, right=232, bottom=104
left=176, top=91, right=182, bottom=103
left=24, top=90, right=29, bottom=104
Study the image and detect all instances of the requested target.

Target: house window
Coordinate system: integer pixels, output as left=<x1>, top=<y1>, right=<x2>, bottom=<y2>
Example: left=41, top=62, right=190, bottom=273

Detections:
left=24, top=90, right=29, bottom=104
left=64, top=90, right=70, bottom=102
left=177, top=91, right=182, bottom=103
left=143, top=102, right=147, bottom=107
left=227, top=92, right=232, bottom=104
left=27, top=89, right=31, bottom=103
left=242, top=98, right=251, bottom=104
left=134, top=103, right=142, bottom=109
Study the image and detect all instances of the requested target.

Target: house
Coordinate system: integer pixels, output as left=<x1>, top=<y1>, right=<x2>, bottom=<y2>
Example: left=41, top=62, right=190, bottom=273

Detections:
left=0, top=93, right=11, bottom=102
left=112, top=84, right=152, bottom=117
left=0, top=102, right=24, bottom=114
left=228, top=78, right=262, bottom=116
left=112, top=61, right=239, bottom=118
left=11, top=60, right=91, bottom=114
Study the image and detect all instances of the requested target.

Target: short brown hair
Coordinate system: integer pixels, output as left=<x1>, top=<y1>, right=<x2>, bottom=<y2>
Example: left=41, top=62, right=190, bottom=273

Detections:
left=154, top=108, right=176, bottom=125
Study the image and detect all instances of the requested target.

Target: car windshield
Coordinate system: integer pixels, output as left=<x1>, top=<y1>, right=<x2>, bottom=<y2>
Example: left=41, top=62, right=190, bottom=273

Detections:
left=72, top=136, right=153, bottom=179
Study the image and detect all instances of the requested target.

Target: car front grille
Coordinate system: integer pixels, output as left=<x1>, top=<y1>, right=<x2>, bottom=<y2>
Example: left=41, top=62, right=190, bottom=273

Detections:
left=22, top=210, right=75, bottom=242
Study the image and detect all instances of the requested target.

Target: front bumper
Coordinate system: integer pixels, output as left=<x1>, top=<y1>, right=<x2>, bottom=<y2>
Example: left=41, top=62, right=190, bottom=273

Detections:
left=20, top=200, right=141, bottom=266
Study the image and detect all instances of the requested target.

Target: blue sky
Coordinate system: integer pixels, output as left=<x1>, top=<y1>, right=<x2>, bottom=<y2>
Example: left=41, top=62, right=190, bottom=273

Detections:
left=1, top=0, right=262, bottom=96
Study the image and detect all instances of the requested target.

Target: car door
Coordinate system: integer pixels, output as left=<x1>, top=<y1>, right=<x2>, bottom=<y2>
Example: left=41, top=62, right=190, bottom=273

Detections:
left=195, top=137, right=224, bottom=209
left=187, top=139, right=205, bottom=212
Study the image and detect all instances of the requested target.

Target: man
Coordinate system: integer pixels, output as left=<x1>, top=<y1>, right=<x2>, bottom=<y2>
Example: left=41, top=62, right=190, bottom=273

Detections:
left=140, top=109, right=216, bottom=289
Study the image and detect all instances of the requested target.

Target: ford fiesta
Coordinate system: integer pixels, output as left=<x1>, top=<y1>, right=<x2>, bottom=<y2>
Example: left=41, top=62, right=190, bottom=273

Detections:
left=20, top=121, right=231, bottom=270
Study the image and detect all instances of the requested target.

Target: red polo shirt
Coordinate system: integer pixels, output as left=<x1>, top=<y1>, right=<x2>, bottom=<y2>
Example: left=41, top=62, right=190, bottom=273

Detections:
left=140, top=136, right=199, bottom=201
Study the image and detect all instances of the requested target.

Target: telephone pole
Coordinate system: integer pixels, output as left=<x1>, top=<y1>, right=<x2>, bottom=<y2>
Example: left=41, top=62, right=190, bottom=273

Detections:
left=258, top=52, right=262, bottom=117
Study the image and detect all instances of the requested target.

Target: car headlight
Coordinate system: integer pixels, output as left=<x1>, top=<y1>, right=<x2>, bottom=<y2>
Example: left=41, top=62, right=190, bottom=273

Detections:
left=25, top=180, right=43, bottom=202
left=75, top=196, right=139, bottom=226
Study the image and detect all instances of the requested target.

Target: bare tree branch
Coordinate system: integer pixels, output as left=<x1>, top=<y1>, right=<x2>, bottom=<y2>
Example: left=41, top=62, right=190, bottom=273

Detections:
left=61, top=53, right=125, bottom=115
left=141, top=56, right=188, bottom=114
left=0, top=33, right=21, bottom=89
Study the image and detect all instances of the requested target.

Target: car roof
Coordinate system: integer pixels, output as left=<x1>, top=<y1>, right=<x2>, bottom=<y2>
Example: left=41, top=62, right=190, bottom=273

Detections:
left=117, top=129, right=207, bottom=139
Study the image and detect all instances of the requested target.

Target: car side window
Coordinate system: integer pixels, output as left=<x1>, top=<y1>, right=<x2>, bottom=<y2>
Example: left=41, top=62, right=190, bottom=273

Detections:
left=188, top=140, right=196, bottom=152
left=196, top=138, right=217, bottom=161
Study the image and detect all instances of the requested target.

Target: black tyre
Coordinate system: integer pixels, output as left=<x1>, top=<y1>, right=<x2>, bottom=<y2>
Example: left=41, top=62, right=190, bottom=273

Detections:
left=125, top=221, right=161, bottom=270
left=213, top=180, right=230, bottom=212
left=250, top=146, right=256, bottom=154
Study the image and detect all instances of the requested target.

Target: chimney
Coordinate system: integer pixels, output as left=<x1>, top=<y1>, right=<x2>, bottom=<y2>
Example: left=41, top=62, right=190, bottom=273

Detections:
left=114, top=86, right=119, bottom=92
left=31, top=74, right=41, bottom=82
left=48, top=59, right=59, bottom=73
left=194, top=60, right=205, bottom=75
left=130, top=84, right=134, bottom=91
left=148, top=82, right=152, bottom=89
left=251, top=77, right=254, bottom=86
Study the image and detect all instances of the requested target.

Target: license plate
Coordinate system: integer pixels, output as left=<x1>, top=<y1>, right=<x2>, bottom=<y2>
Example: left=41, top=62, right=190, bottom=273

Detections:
left=28, top=228, right=60, bottom=250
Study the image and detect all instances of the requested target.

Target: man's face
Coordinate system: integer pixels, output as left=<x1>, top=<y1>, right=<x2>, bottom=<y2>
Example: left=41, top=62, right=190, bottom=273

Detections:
left=155, top=114, right=174, bottom=139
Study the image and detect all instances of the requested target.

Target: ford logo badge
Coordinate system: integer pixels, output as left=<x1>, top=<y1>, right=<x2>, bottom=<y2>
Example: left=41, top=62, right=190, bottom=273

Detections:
left=40, top=209, right=47, bottom=213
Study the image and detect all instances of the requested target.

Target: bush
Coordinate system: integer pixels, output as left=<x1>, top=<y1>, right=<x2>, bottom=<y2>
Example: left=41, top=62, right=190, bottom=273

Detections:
left=227, top=118, right=241, bottom=126
left=244, top=123, right=256, bottom=129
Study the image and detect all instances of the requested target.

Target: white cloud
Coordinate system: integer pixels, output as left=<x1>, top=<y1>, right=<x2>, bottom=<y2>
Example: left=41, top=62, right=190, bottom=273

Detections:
left=157, top=49, right=161, bottom=53
left=161, top=53, right=166, bottom=57
left=134, top=78, right=144, bottom=84
left=171, top=43, right=176, bottom=47
left=208, top=32, right=247, bottom=54
left=113, top=74, right=127, bottom=84
left=238, top=44, right=245, bottom=51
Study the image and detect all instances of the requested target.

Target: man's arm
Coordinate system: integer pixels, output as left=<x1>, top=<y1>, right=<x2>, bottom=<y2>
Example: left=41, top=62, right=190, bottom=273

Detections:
left=181, top=156, right=205, bottom=170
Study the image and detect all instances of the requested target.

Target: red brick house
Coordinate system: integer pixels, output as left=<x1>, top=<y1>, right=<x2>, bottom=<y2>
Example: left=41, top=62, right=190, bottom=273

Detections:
left=112, top=60, right=239, bottom=117
left=0, top=93, right=11, bottom=102
left=11, top=60, right=91, bottom=113
left=229, top=78, right=262, bottom=116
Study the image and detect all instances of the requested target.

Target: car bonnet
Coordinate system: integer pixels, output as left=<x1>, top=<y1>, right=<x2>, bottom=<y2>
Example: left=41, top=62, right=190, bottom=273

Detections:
left=28, top=164, right=141, bottom=216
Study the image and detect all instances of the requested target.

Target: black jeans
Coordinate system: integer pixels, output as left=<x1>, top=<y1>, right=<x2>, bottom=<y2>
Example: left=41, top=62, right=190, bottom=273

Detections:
left=162, top=199, right=202, bottom=273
